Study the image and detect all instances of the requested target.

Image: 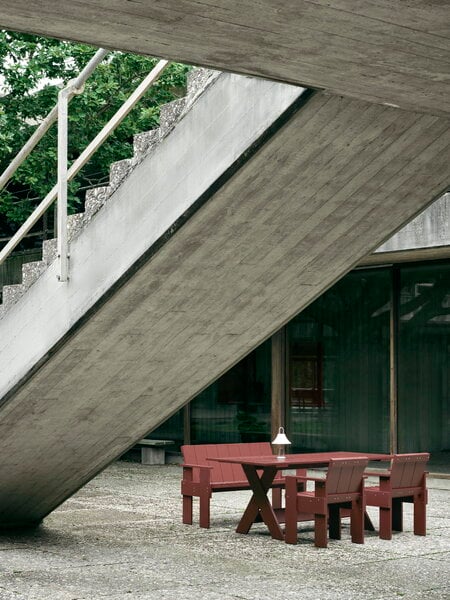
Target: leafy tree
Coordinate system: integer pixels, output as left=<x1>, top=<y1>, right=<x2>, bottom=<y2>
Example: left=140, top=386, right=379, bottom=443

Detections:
left=0, top=30, right=190, bottom=245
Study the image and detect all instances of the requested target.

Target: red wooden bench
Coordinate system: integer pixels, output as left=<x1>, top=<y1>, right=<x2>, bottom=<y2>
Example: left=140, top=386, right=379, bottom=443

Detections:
left=365, top=452, right=429, bottom=540
left=181, top=442, right=304, bottom=528
left=284, top=457, right=368, bottom=547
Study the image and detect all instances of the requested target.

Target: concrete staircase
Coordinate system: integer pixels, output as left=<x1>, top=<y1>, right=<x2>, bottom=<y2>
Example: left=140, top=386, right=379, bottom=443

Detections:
left=0, top=69, right=219, bottom=316
left=0, top=68, right=449, bottom=528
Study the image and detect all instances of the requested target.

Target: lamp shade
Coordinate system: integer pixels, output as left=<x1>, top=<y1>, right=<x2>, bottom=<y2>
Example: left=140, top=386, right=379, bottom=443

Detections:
left=272, top=427, right=291, bottom=446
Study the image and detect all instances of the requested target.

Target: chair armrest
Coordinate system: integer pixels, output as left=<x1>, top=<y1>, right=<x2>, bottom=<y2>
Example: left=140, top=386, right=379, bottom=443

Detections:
left=182, top=463, right=213, bottom=486
left=182, top=464, right=214, bottom=470
left=286, top=475, right=325, bottom=483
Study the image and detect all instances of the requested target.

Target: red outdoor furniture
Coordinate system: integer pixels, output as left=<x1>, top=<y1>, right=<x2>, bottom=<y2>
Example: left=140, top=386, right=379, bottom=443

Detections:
left=181, top=442, right=305, bottom=528
left=365, top=452, right=429, bottom=540
left=284, top=457, right=368, bottom=547
left=208, top=451, right=390, bottom=540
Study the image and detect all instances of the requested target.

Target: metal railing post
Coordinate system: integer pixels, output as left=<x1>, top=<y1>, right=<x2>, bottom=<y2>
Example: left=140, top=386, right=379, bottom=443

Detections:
left=57, top=87, right=70, bottom=282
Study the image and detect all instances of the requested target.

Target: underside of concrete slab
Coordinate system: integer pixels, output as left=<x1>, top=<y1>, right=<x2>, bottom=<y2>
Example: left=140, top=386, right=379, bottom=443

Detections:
left=0, top=1, right=449, bottom=117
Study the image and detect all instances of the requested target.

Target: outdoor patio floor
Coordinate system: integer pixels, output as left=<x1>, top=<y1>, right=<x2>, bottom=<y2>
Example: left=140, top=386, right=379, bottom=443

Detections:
left=0, top=462, right=449, bottom=599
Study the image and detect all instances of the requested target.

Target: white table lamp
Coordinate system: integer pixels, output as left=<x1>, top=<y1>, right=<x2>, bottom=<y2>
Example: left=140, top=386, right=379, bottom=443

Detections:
left=272, top=427, right=291, bottom=459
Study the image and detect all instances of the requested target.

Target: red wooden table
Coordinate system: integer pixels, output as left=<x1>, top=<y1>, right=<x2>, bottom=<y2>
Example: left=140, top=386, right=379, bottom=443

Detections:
left=208, top=451, right=391, bottom=540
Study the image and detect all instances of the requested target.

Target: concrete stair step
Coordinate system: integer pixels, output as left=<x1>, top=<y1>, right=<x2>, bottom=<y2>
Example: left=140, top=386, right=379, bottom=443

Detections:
left=109, top=158, right=133, bottom=190
left=42, top=239, right=58, bottom=265
left=133, top=129, right=160, bottom=161
left=159, top=98, right=187, bottom=136
left=2, top=283, right=26, bottom=309
left=22, top=260, right=46, bottom=289
left=187, top=68, right=218, bottom=96
left=84, top=186, right=113, bottom=220
left=67, top=213, right=85, bottom=242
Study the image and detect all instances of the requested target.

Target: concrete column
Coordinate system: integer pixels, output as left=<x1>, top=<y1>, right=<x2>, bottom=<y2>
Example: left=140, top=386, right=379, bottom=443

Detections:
left=271, top=328, right=286, bottom=439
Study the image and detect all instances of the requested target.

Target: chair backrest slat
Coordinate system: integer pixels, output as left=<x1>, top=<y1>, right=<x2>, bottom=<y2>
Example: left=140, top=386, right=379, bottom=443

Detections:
left=326, top=458, right=368, bottom=494
left=181, top=442, right=274, bottom=484
left=390, top=453, right=430, bottom=488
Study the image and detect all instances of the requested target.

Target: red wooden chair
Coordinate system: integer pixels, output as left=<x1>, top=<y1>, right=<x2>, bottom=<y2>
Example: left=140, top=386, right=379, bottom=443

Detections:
left=285, top=457, right=368, bottom=548
left=365, top=453, right=429, bottom=540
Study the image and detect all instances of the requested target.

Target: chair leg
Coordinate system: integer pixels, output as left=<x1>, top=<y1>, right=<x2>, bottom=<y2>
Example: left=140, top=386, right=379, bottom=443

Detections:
left=379, top=506, right=392, bottom=540
left=199, top=492, right=211, bottom=528
left=272, top=487, right=282, bottom=510
left=392, top=499, right=403, bottom=532
left=413, top=495, right=426, bottom=536
left=284, top=490, right=298, bottom=545
left=182, top=495, right=193, bottom=525
left=350, top=498, right=364, bottom=544
left=314, top=514, right=328, bottom=548
left=329, top=505, right=341, bottom=540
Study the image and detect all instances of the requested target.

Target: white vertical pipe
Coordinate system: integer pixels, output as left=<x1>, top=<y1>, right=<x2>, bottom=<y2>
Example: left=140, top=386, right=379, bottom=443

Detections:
left=57, top=89, right=69, bottom=282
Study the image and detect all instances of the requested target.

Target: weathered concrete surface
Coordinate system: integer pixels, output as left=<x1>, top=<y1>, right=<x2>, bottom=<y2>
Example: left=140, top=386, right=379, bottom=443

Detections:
left=376, top=192, right=450, bottom=253
left=362, top=191, right=450, bottom=266
left=0, top=72, right=302, bottom=399
left=0, top=462, right=448, bottom=599
left=0, top=1, right=449, bottom=117
left=0, top=79, right=449, bottom=527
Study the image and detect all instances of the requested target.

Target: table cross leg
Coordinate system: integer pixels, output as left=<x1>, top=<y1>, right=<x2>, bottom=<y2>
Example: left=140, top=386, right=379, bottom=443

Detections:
left=236, top=465, right=284, bottom=540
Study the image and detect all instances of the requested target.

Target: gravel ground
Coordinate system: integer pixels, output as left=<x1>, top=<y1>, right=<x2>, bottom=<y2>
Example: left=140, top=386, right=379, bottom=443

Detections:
left=0, top=462, right=448, bottom=600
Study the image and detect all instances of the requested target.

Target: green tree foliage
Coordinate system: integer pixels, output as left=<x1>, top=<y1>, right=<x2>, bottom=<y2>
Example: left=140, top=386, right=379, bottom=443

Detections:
left=0, top=30, right=190, bottom=241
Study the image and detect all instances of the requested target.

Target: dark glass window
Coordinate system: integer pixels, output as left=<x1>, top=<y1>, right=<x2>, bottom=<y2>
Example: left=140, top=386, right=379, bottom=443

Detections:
left=287, top=268, right=391, bottom=453
left=148, top=409, right=184, bottom=450
left=190, top=340, right=271, bottom=444
left=397, top=263, right=450, bottom=453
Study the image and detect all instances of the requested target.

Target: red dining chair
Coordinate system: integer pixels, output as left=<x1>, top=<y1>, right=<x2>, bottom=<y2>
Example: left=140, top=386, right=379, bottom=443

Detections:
left=365, top=453, right=429, bottom=540
left=284, top=457, right=368, bottom=548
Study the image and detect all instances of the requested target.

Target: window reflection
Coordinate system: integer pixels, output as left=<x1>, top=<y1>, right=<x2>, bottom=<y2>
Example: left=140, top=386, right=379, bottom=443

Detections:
left=287, top=269, right=391, bottom=453
left=398, top=264, right=450, bottom=453
left=190, top=340, right=271, bottom=444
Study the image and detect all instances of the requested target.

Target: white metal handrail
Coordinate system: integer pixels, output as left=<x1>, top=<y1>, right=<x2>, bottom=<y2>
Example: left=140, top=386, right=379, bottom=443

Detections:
left=0, top=48, right=109, bottom=192
left=0, top=52, right=170, bottom=281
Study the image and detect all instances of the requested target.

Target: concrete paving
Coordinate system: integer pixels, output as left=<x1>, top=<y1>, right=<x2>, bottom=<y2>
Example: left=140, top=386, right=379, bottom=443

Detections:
left=0, top=462, right=448, bottom=600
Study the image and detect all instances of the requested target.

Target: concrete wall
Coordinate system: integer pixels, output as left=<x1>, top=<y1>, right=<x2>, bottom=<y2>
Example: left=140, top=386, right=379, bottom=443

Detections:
left=376, top=192, right=450, bottom=253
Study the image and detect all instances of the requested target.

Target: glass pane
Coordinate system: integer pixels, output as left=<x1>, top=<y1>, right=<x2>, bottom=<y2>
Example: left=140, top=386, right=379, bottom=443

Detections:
left=148, top=408, right=184, bottom=450
left=398, top=263, right=450, bottom=455
left=287, top=268, right=391, bottom=453
left=191, top=340, right=271, bottom=443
